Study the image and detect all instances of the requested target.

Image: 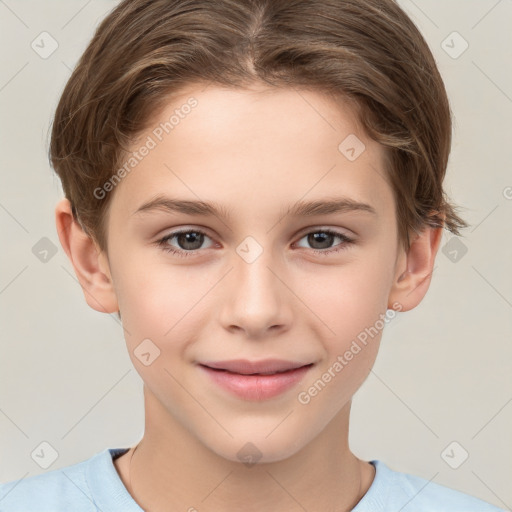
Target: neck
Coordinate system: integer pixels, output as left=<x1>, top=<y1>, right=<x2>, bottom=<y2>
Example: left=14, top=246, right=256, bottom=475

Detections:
left=116, top=389, right=375, bottom=512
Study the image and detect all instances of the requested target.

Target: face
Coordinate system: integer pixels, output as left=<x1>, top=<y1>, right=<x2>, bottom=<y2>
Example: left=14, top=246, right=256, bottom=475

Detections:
left=102, top=84, right=404, bottom=463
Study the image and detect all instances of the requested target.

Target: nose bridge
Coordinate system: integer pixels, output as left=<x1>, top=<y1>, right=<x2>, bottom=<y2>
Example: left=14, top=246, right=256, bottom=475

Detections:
left=220, top=236, right=290, bottom=335
left=234, top=236, right=281, bottom=304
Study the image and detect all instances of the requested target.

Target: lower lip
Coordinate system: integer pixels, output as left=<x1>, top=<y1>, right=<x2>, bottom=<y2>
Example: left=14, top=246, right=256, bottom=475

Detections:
left=199, top=364, right=313, bottom=401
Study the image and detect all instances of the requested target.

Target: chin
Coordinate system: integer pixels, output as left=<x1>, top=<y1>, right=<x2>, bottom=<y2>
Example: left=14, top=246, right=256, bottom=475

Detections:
left=202, top=426, right=312, bottom=466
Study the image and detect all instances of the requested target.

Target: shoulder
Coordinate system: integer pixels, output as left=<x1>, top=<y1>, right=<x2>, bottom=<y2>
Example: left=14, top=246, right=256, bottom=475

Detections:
left=0, top=448, right=130, bottom=512
left=355, top=460, right=506, bottom=512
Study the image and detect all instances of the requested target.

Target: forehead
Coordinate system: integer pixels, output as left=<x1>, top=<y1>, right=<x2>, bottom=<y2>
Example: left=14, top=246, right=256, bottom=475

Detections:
left=108, top=84, right=394, bottom=227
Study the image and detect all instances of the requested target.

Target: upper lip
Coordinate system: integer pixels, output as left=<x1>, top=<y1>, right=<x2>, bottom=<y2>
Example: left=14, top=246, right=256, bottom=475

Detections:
left=200, top=359, right=313, bottom=375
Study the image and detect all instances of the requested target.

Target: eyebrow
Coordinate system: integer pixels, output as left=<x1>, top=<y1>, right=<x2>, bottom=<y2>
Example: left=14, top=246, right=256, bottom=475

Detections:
left=132, top=194, right=377, bottom=221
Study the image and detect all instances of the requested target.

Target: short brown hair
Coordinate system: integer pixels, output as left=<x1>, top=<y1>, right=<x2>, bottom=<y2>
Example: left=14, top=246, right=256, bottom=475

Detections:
left=49, top=0, right=468, bottom=253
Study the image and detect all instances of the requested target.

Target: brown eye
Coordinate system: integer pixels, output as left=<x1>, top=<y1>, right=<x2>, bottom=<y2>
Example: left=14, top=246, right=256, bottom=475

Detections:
left=295, top=229, right=354, bottom=255
left=157, top=229, right=213, bottom=257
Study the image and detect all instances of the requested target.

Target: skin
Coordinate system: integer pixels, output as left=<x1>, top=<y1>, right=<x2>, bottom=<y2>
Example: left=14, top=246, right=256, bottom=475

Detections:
left=55, top=83, right=443, bottom=511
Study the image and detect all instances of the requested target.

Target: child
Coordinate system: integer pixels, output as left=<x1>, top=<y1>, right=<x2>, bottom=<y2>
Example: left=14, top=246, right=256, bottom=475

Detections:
left=0, top=0, right=506, bottom=510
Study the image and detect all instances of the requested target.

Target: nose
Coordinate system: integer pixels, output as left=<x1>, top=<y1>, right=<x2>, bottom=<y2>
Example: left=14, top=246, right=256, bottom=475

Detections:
left=218, top=245, right=292, bottom=339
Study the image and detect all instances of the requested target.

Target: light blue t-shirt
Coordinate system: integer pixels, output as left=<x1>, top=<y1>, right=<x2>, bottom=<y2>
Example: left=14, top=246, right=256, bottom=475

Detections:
left=0, top=447, right=506, bottom=511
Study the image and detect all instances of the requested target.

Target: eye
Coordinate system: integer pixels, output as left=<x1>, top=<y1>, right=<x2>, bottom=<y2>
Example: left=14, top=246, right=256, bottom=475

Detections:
left=294, top=229, right=355, bottom=255
left=155, top=227, right=355, bottom=258
left=156, top=228, right=214, bottom=258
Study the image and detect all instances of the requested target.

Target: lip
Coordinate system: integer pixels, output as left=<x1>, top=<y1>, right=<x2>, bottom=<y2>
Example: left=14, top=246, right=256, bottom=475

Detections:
left=198, top=359, right=314, bottom=401
left=201, top=358, right=311, bottom=374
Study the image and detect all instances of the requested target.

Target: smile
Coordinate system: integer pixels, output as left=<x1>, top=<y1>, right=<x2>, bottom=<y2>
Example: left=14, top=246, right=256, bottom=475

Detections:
left=198, top=360, right=314, bottom=401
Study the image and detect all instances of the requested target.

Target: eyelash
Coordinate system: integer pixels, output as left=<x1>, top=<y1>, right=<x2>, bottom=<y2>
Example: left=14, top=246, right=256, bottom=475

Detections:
left=155, top=228, right=355, bottom=258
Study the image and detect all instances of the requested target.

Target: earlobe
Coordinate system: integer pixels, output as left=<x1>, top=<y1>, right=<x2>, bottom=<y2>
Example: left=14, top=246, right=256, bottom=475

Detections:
left=387, top=224, right=444, bottom=312
left=55, top=198, right=119, bottom=314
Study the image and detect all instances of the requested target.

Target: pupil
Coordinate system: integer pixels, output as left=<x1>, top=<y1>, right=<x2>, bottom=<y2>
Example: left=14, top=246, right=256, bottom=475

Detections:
left=179, top=232, right=203, bottom=250
left=309, top=232, right=332, bottom=249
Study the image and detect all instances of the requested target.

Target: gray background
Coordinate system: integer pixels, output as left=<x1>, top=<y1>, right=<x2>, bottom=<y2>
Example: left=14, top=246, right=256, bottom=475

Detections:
left=0, top=0, right=511, bottom=508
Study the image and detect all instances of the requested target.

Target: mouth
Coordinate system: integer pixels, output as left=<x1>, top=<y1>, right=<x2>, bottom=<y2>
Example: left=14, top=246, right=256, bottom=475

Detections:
left=198, top=359, right=315, bottom=401
left=200, top=358, right=314, bottom=375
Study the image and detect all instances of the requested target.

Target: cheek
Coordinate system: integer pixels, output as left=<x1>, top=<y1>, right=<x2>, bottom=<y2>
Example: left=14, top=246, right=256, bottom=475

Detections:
left=294, top=261, right=391, bottom=418
left=114, top=251, right=210, bottom=333
left=112, top=256, right=205, bottom=392
left=298, top=254, right=393, bottom=344
left=294, top=250, right=394, bottom=405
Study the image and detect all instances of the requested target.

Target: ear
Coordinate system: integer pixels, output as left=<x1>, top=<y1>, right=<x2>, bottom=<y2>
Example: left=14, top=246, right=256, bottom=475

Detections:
left=55, top=198, right=119, bottom=314
left=387, top=222, right=444, bottom=312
